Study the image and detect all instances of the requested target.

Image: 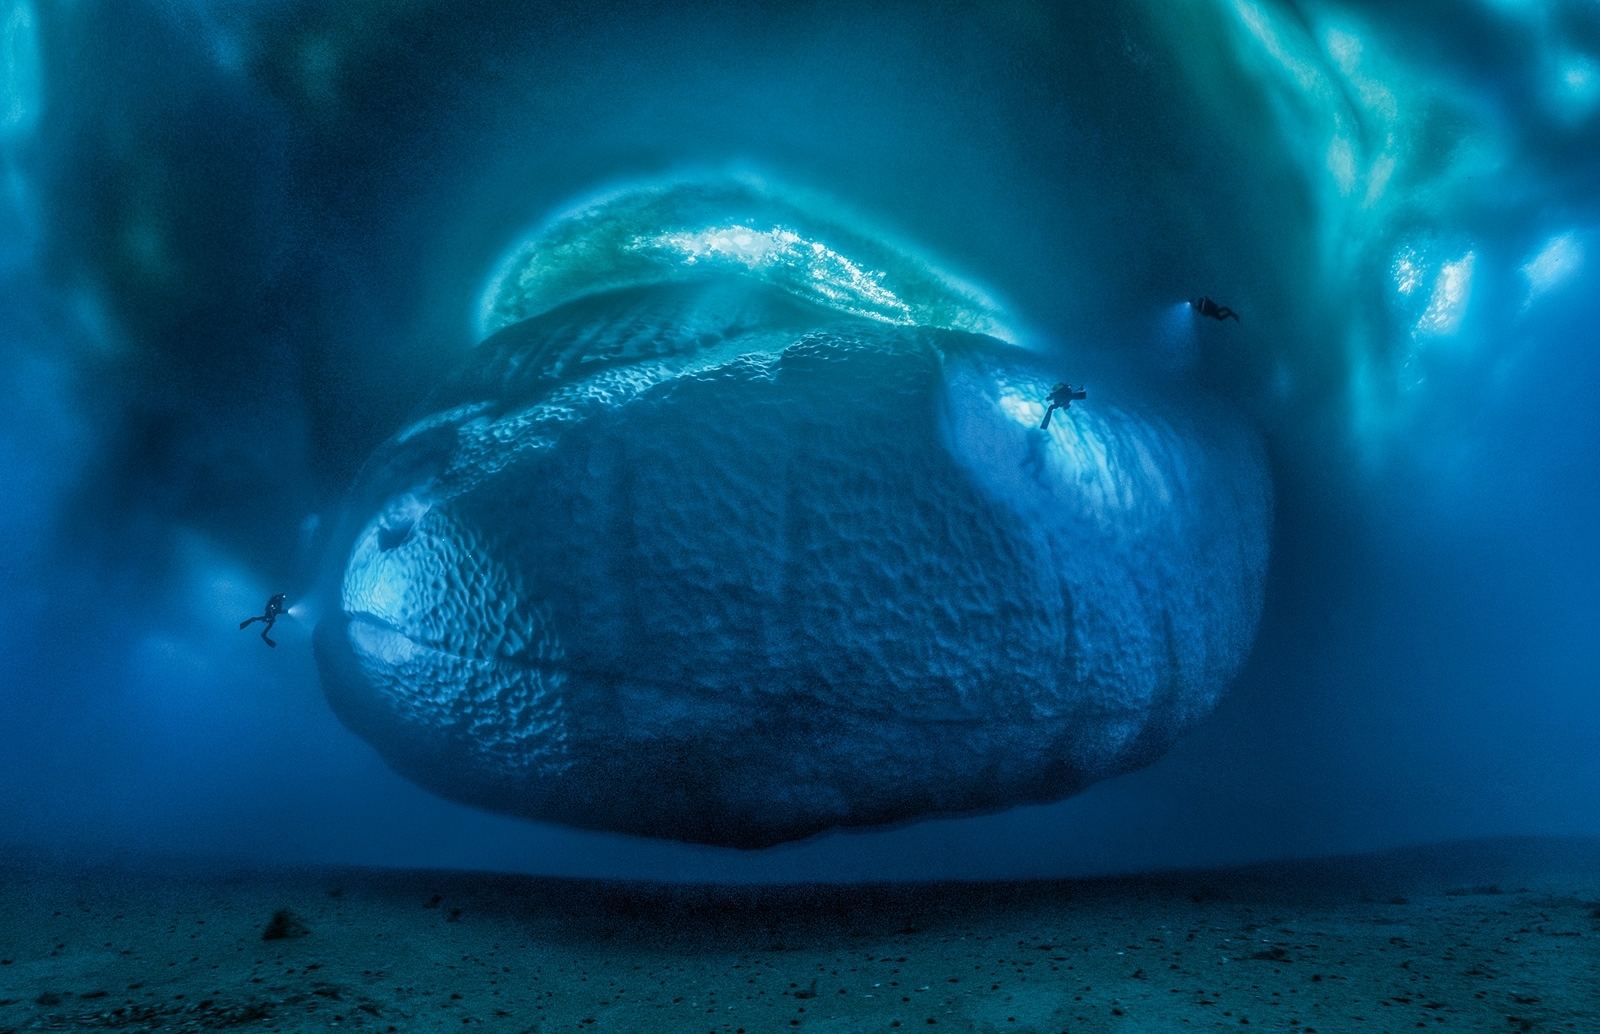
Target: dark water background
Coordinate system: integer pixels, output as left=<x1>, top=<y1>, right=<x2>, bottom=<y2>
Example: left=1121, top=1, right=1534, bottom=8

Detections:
left=1, top=0, right=1596, bottom=881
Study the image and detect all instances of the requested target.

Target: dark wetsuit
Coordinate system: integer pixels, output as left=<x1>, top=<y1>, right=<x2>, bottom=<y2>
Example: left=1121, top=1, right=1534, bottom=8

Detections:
left=1191, top=297, right=1240, bottom=322
left=240, top=593, right=289, bottom=647
left=1040, top=383, right=1087, bottom=430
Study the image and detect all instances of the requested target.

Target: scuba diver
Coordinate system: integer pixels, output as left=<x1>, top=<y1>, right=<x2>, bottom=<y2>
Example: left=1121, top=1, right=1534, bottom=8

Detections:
left=1039, top=382, right=1087, bottom=430
left=240, top=593, right=289, bottom=648
left=1190, top=296, right=1240, bottom=322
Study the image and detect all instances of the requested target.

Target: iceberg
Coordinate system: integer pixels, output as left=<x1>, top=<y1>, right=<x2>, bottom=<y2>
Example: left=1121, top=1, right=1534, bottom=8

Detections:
left=315, top=183, right=1272, bottom=847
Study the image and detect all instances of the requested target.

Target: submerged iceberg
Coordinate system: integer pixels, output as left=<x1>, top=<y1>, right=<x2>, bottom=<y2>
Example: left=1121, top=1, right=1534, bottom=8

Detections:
left=315, top=182, right=1272, bottom=848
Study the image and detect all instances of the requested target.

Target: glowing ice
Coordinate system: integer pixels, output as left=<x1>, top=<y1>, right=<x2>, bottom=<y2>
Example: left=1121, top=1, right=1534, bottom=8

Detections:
left=1553, top=55, right=1599, bottom=121
left=1522, top=233, right=1583, bottom=303
left=477, top=177, right=1016, bottom=343
left=630, top=224, right=915, bottom=325
left=1417, top=252, right=1475, bottom=337
left=1, top=0, right=40, bottom=138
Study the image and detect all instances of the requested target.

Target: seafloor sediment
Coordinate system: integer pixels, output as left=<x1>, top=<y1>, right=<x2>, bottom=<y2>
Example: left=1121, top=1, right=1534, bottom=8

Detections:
left=1, top=837, right=1596, bottom=1033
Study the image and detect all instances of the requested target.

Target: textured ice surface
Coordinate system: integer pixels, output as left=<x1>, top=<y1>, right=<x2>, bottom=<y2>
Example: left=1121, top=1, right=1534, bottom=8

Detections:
left=315, top=185, right=1272, bottom=847
left=478, top=176, right=1015, bottom=342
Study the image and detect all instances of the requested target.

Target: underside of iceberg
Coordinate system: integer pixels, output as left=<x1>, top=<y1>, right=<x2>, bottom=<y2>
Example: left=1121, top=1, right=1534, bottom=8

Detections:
left=314, top=183, right=1273, bottom=848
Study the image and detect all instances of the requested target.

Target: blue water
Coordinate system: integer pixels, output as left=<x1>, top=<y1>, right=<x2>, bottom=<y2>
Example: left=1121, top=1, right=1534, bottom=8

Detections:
left=0, top=0, right=1596, bottom=880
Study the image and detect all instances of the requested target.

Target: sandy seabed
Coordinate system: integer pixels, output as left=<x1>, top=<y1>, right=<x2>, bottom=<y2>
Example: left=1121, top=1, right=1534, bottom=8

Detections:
left=2, top=837, right=1597, bottom=1033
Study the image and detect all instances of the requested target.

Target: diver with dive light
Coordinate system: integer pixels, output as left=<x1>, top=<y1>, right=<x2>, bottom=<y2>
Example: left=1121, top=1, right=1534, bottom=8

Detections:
left=1190, top=296, right=1240, bottom=322
left=1040, top=382, right=1087, bottom=430
left=240, top=593, right=289, bottom=648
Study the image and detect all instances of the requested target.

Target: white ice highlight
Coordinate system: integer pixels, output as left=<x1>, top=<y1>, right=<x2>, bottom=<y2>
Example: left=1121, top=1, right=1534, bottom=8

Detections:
left=1522, top=233, right=1583, bottom=304
left=629, top=224, right=915, bottom=326
left=1417, top=252, right=1475, bottom=337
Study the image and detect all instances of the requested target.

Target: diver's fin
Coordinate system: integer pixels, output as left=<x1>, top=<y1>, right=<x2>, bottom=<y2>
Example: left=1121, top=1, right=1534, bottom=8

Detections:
left=1040, top=407, right=1053, bottom=430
